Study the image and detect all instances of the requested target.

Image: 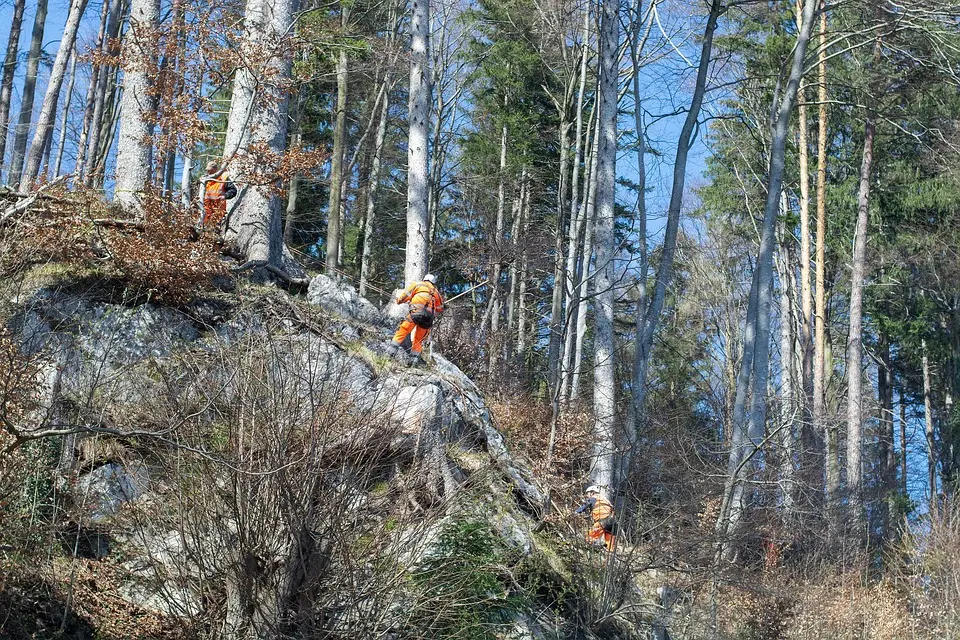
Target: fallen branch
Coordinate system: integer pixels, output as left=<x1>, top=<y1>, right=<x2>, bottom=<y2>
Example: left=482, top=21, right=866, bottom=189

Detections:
left=0, top=175, right=71, bottom=224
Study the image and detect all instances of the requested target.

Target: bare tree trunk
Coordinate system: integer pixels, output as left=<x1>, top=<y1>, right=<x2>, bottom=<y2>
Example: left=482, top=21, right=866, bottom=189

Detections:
left=52, top=49, right=78, bottom=177
left=404, top=0, right=430, bottom=283
left=283, top=90, right=302, bottom=246
left=505, top=171, right=527, bottom=355
left=590, top=0, right=618, bottom=491
left=517, top=183, right=531, bottom=362
left=633, top=0, right=722, bottom=429
left=555, top=8, right=590, bottom=397
left=845, top=111, right=875, bottom=526
left=83, top=0, right=124, bottom=186
left=796, top=0, right=813, bottom=412
left=877, top=335, right=895, bottom=540
left=222, top=0, right=298, bottom=271
left=547, top=107, right=572, bottom=390
left=560, top=98, right=596, bottom=407
left=482, top=122, right=509, bottom=344
left=91, top=69, right=122, bottom=186
left=814, top=0, right=835, bottom=515
left=923, top=339, right=938, bottom=512
left=360, top=78, right=392, bottom=297
left=777, top=221, right=797, bottom=514
left=0, top=0, right=26, bottom=176
left=8, top=0, right=48, bottom=187
left=325, top=16, right=350, bottom=275
left=718, top=0, right=819, bottom=556
left=114, top=0, right=160, bottom=211
left=21, top=0, right=90, bottom=190
left=570, top=118, right=599, bottom=403
left=900, top=390, right=908, bottom=496
left=629, top=0, right=651, bottom=434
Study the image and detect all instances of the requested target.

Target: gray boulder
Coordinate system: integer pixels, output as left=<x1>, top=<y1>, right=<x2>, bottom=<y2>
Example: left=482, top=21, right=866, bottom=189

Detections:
left=76, top=461, right=150, bottom=523
left=307, top=273, right=387, bottom=327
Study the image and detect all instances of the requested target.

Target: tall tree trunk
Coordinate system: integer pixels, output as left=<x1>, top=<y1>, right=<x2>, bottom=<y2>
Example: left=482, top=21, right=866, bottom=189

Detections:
left=404, top=0, right=430, bottom=283
left=360, top=76, right=393, bottom=297
left=21, top=0, right=90, bottom=190
left=9, top=0, right=48, bottom=187
left=283, top=89, right=302, bottom=246
left=628, top=0, right=651, bottom=439
left=482, top=121, right=509, bottom=345
left=325, top=15, right=350, bottom=275
left=114, top=0, right=160, bottom=211
left=923, top=338, right=938, bottom=512
left=877, top=334, right=895, bottom=541
left=814, top=0, right=835, bottom=515
left=505, top=172, right=527, bottom=354
left=777, top=221, right=797, bottom=514
left=560, top=99, right=596, bottom=407
left=556, top=8, right=591, bottom=399
left=718, top=0, right=819, bottom=556
left=899, top=390, right=908, bottom=497
left=0, top=0, right=26, bottom=176
left=91, top=68, right=123, bottom=186
left=590, top=0, right=618, bottom=491
left=796, top=0, right=813, bottom=412
left=633, top=0, right=722, bottom=430
left=845, top=111, right=875, bottom=526
left=83, top=0, right=124, bottom=186
left=222, top=0, right=298, bottom=270
left=516, top=183, right=531, bottom=363
left=570, top=118, right=599, bottom=403
left=52, top=49, right=78, bottom=177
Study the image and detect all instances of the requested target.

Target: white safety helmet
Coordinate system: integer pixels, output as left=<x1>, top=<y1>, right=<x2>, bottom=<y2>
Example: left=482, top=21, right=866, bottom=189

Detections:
left=585, top=485, right=602, bottom=495
left=423, top=273, right=437, bottom=284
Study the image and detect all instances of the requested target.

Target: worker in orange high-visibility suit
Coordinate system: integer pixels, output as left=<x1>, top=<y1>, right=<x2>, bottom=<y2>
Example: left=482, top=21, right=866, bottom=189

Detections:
left=389, top=274, right=444, bottom=364
left=198, top=161, right=231, bottom=231
left=574, top=485, right=616, bottom=552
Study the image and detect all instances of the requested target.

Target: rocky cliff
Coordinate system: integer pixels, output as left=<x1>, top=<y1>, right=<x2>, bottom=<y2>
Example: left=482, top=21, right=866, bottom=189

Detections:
left=3, top=272, right=633, bottom=639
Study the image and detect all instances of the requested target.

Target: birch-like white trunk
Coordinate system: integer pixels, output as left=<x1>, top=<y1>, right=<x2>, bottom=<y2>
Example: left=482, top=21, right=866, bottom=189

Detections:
left=8, top=0, right=47, bottom=186
left=0, top=0, right=26, bottom=173
left=52, top=50, right=78, bottom=177
left=923, top=339, right=937, bottom=511
left=846, top=113, right=875, bottom=522
left=404, top=0, right=430, bottom=284
left=83, top=0, right=125, bottom=185
left=325, top=33, right=349, bottom=275
left=360, top=78, right=392, bottom=297
left=590, top=0, right=619, bottom=490
left=569, top=120, right=599, bottom=403
left=776, top=222, right=797, bottom=513
left=114, top=0, right=160, bottom=211
left=21, top=0, right=89, bottom=190
left=222, top=0, right=297, bottom=268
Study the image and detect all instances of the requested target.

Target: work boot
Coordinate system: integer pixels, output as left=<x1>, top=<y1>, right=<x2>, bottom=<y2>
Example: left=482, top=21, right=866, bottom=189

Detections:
left=409, top=352, right=426, bottom=367
left=385, top=341, right=401, bottom=358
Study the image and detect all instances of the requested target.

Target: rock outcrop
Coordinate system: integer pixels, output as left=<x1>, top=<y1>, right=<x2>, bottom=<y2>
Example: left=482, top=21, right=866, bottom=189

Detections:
left=10, top=275, right=565, bottom=638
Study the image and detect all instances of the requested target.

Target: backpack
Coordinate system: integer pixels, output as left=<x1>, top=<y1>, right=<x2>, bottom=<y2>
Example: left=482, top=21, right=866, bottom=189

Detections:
left=409, top=283, right=439, bottom=328
left=599, top=516, right=617, bottom=535
left=223, top=181, right=238, bottom=200
left=410, top=307, right=436, bottom=329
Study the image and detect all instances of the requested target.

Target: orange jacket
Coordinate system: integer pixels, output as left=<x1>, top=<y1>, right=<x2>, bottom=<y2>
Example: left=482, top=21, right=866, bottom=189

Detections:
left=398, top=281, right=444, bottom=315
left=590, top=497, right=614, bottom=523
left=204, top=173, right=229, bottom=200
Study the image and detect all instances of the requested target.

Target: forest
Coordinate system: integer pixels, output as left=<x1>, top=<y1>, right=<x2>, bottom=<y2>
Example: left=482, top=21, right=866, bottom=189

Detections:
left=1, top=0, right=960, bottom=636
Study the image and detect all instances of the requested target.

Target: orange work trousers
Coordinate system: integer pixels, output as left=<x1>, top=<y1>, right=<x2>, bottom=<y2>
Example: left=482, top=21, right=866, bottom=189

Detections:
left=203, top=198, right=227, bottom=228
left=392, top=319, right=430, bottom=354
left=587, top=522, right=615, bottom=552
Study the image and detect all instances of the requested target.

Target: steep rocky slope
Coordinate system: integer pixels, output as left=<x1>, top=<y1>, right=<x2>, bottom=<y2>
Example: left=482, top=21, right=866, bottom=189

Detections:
left=2, top=272, right=637, bottom=639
